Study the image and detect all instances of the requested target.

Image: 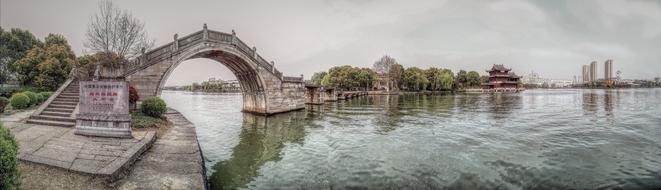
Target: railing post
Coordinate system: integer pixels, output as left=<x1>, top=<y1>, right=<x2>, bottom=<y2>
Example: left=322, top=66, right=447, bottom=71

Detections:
left=231, top=29, right=236, bottom=44
left=203, top=23, right=208, bottom=40
left=301, top=74, right=304, bottom=81
left=252, top=46, right=257, bottom=58
left=173, top=33, right=179, bottom=51
left=271, top=61, right=275, bottom=73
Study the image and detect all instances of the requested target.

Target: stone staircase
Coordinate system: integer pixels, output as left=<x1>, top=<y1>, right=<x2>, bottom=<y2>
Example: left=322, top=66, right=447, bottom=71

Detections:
left=27, top=80, right=79, bottom=127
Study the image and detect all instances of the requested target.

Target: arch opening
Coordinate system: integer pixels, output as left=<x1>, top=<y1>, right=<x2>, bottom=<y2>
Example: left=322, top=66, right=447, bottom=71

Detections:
left=159, top=49, right=267, bottom=113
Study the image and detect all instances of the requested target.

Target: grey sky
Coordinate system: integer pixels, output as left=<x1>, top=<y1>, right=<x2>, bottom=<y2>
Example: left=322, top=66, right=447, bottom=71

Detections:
left=2, top=0, right=660, bottom=86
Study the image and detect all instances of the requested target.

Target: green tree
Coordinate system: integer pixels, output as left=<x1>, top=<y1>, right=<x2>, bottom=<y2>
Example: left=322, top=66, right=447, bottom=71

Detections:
left=355, top=68, right=376, bottom=90
left=0, top=27, right=43, bottom=86
left=439, top=69, right=455, bottom=90
left=424, top=68, right=443, bottom=91
left=310, top=71, right=327, bottom=86
left=14, top=47, right=46, bottom=86
left=15, top=34, right=76, bottom=90
left=402, top=67, right=428, bottom=91
left=466, top=71, right=481, bottom=88
left=321, top=65, right=359, bottom=90
left=455, top=70, right=468, bottom=89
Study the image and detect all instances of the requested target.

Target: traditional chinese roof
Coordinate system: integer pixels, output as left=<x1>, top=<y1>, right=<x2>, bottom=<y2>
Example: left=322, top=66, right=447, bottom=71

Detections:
left=488, top=64, right=511, bottom=72
left=508, top=72, right=520, bottom=78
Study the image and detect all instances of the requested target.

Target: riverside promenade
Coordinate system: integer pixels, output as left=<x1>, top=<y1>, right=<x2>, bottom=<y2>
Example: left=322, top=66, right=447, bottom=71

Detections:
left=1, top=108, right=206, bottom=189
left=117, top=109, right=206, bottom=190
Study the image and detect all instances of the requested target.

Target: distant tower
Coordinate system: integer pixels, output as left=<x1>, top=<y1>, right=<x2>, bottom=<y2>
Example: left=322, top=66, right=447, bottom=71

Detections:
left=604, top=59, right=613, bottom=81
left=582, top=65, right=590, bottom=83
left=590, top=61, right=597, bottom=81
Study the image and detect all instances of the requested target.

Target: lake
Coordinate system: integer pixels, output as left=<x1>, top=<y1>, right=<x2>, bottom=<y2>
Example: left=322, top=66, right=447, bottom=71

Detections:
left=161, top=89, right=661, bottom=189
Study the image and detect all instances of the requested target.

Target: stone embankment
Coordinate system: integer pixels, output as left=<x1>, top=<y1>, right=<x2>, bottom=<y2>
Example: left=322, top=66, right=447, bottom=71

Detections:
left=117, top=109, right=206, bottom=190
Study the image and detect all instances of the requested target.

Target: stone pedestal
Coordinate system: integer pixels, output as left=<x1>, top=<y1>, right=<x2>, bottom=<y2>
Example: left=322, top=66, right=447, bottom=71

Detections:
left=75, top=81, right=132, bottom=138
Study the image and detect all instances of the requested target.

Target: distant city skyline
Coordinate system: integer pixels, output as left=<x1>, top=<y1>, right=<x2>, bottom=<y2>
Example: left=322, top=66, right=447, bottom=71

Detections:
left=2, top=0, right=661, bottom=86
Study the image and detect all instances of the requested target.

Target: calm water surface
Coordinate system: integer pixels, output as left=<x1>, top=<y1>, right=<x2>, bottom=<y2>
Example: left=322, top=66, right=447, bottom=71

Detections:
left=161, top=89, right=661, bottom=189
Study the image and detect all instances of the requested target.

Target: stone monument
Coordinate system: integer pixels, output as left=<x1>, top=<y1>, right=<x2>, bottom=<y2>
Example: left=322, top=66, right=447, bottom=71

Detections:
left=75, top=81, right=131, bottom=138
left=75, top=58, right=132, bottom=138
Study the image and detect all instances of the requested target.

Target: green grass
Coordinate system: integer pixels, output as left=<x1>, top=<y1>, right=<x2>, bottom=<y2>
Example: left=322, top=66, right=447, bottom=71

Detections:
left=131, top=112, right=168, bottom=128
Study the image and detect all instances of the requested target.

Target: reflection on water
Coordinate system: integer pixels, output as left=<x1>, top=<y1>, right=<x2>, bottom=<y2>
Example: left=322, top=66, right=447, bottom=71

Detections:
left=162, top=89, right=661, bottom=189
left=209, top=112, right=312, bottom=189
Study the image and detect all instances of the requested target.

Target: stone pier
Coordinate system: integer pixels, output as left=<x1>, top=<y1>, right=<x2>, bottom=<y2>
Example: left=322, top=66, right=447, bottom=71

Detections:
left=321, top=88, right=337, bottom=102
left=304, top=85, right=323, bottom=105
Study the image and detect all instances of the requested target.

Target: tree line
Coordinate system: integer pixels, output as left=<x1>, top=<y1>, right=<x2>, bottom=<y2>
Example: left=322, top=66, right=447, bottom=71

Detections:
left=0, top=28, right=77, bottom=91
left=185, top=81, right=240, bottom=92
left=309, top=55, right=484, bottom=91
left=1, top=0, right=153, bottom=92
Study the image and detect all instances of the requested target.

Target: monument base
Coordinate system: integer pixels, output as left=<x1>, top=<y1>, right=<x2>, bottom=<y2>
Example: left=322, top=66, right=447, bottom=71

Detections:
left=75, top=113, right=132, bottom=138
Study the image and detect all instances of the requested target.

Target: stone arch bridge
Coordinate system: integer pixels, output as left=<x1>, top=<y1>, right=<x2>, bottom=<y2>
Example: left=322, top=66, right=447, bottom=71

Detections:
left=125, top=24, right=306, bottom=115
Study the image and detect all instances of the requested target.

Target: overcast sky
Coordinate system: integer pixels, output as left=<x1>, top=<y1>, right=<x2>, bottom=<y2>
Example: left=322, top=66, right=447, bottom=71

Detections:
left=2, top=0, right=661, bottom=85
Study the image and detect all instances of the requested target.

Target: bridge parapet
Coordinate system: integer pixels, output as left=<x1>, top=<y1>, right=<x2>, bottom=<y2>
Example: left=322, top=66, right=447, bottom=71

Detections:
left=125, top=25, right=301, bottom=82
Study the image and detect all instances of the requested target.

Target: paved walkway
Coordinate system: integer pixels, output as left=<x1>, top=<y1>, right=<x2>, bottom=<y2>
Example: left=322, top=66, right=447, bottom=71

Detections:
left=2, top=109, right=156, bottom=180
left=118, top=109, right=206, bottom=190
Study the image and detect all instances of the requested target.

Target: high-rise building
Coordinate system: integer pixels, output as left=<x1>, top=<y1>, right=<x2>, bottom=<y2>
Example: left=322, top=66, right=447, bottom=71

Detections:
left=582, top=65, right=590, bottom=83
left=590, top=61, right=597, bottom=82
left=604, top=59, right=613, bottom=81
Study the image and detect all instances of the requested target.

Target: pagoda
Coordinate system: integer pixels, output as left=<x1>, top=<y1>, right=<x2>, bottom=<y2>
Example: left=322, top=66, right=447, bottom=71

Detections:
left=483, top=64, right=520, bottom=91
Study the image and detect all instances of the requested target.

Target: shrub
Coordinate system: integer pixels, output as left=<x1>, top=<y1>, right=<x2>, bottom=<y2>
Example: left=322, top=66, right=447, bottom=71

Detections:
left=0, top=97, right=9, bottom=113
left=34, top=94, right=45, bottom=104
left=9, top=93, right=31, bottom=109
left=38, top=91, right=53, bottom=100
left=129, top=85, right=139, bottom=105
left=22, top=91, right=37, bottom=105
left=0, top=123, right=20, bottom=189
left=140, top=96, right=166, bottom=118
left=129, top=85, right=139, bottom=111
left=131, top=112, right=167, bottom=128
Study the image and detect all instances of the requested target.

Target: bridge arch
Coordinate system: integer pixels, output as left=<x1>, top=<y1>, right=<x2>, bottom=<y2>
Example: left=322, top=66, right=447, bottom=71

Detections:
left=125, top=25, right=306, bottom=115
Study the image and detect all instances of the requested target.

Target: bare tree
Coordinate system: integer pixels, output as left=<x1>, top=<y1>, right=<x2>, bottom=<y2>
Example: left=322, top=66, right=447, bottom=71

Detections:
left=372, top=55, right=397, bottom=74
left=85, top=0, right=154, bottom=59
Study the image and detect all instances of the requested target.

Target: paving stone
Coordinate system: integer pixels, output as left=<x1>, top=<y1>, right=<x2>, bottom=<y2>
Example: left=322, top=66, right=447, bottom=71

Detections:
left=22, top=154, right=72, bottom=169
left=95, top=155, right=118, bottom=162
left=32, top=147, right=78, bottom=163
left=77, top=153, right=96, bottom=160
left=70, top=158, right=104, bottom=173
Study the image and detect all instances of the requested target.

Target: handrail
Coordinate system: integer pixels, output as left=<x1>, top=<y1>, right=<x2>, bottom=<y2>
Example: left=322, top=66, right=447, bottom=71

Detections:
left=125, top=28, right=292, bottom=80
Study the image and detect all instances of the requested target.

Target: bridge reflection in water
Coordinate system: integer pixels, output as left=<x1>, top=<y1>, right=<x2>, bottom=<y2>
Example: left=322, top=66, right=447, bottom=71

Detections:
left=209, top=111, right=314, bottom=189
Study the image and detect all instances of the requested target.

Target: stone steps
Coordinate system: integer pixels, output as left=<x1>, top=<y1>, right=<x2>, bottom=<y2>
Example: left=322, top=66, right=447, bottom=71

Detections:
left=49, top=104, right=76, bottom=109
left=41, top=111, right=72, bottom=117
left=31, top=115, right=76, bottom=122
left=26, top=118, right=75, bottom=127
left=58, top=95, right=79, bottom=99
left=44, top=107, right=75, bottom=112
left=60, top=93, right=79, bottom=96
left=53, top=98, right=79, bottom=103
left=30, top=80, right=80, bottom=127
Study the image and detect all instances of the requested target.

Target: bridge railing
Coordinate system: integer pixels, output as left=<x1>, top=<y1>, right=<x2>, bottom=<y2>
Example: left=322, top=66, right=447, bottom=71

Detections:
left=283, top=76, right=303, bottom=82
left=126, top=27, right=297, bottom=81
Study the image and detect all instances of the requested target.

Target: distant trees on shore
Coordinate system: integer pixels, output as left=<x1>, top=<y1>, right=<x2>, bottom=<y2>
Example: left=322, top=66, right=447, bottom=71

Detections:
left=309, top=55, right=484, bottom=91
